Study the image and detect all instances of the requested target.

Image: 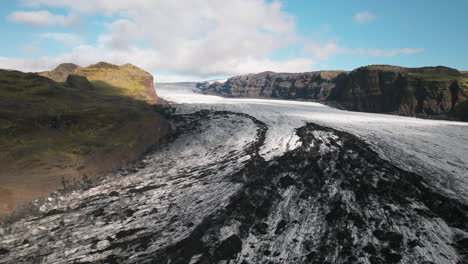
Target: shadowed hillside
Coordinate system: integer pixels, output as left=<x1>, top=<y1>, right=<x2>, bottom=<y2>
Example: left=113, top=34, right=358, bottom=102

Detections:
left=0, top=66, right=169, bottom=215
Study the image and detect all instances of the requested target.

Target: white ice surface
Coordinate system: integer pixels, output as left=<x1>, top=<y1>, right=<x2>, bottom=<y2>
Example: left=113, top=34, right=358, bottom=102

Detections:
left=158, top=85, right=468, bottom=204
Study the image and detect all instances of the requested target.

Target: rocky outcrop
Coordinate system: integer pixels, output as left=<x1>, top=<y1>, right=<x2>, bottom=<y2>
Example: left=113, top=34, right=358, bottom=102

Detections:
left=65, top=74, right=94, bottom=90
left=201, top=71, right=347, bottom=100
left=199, top=65, right=468, bottom=119
left=333, top=65, right=468, bottom=117
left=40, top=62, right=161, bottom=104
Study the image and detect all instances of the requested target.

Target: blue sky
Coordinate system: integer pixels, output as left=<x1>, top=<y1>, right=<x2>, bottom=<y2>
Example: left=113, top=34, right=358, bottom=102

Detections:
left=281, top=0, right=468, bottom=70
left=0, top=0, right=467, bottom=81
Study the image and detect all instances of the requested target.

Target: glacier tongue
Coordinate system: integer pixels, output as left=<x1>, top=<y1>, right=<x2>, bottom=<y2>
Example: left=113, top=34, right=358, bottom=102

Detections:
left=159, top=85, right=468, bottom=205
left=1, top=85, right=468, bottom=263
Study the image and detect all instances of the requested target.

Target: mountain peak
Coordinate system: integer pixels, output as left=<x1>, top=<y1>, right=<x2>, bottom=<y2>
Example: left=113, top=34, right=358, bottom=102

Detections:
left=40, top=63, right=81, bottom=82
left=39, top=62, right=160, bottom=104
left=88, top=62, right=120, bottom=69
left=53, top=63, right=80, bottom=72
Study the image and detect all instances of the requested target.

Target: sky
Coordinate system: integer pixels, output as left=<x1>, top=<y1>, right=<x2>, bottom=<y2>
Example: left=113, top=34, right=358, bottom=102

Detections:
left=0, top=0, right=467, bottom=82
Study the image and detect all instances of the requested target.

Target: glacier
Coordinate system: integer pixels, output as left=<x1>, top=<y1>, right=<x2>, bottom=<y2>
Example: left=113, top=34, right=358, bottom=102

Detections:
left=0, top=84, right=467, bottom=264
left=160, top=85, right=468, bottom=204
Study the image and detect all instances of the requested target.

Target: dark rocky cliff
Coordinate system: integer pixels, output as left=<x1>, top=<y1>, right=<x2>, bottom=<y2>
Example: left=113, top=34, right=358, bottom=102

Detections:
left=199, top=65, right=468, bottom=120
left=200, top=71, right=347, bottom=100
left=332, top=65, right=468, bottom=118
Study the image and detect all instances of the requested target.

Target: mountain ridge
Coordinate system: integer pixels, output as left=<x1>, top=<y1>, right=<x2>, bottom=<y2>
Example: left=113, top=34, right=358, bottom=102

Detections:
left=40, top=62, right=161, bottom=104
left=198, top=65, right=468, bottom=120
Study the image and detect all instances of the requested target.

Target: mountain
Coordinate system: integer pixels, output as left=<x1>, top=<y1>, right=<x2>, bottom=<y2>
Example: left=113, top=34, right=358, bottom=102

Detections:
left=199, top=71, right=347, bottom=100
left=40, top=62, right=161, bottom=104
left=198, top=65, right=468, bottom=120
left=0, top=66, right=169, bottom=215
left=332, top=65, right=468, bottom=118
left=39, top=63, right=79, bottom=82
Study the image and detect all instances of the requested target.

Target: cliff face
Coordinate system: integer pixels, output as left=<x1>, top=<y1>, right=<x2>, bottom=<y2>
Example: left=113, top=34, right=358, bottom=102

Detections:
left=330, top=66, right=410, bottom=114
left=333, top=66, right=468, bottom=117
left=202, top=71, right=347, bottom=100
left=40, top=62, right=160, bottom=104
left=199, top=65, right=468, bottom=119
left=455, top=101, right=468, bottom=121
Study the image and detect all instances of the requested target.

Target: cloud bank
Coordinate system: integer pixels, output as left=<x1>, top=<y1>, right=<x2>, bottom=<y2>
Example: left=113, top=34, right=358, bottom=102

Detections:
left=1, top=1, right=424, bottom=79
left=5, top=0, right=319, bottom=76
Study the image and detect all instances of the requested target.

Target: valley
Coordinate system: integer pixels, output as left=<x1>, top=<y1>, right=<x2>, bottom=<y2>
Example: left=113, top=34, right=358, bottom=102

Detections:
left=1, top=84, right=467, bottom=263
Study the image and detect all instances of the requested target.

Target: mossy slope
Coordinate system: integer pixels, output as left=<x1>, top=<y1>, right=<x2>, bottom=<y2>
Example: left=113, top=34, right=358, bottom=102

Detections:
left=0, top=68, right=169, bottom=215
left=40, top=62, right=160, bottom=104
left=39, top=63, right=79, bottom=82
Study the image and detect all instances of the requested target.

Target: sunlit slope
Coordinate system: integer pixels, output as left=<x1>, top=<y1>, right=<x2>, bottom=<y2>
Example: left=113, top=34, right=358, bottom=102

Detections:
left=40, top=62, right=160, bottom=104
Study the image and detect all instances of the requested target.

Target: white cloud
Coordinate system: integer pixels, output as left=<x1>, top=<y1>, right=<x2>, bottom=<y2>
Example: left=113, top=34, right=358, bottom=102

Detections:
left=0, top=44, right=314, bottom=76
left=353, top=11, right=377, bottom=24
left=98, top=19, right=144, bottom=51
left=39, top=32, right=83, bottom=45
left=355, top=48, right=425, bottom=57
left=302, top=38, right=424, bottom=60
left=5, top=0, right=314, bottom=77
left=302, top=40, right=347, bottom=61
left=1, top=1, right=424, bottom=77
left=8, top=10, right=79, bottom=28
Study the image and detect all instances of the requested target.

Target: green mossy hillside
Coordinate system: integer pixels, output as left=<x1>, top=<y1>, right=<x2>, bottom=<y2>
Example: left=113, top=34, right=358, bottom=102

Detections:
left=0, top=69, right=169, bottom=215
left=39, top=62, right=160, bottom=104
